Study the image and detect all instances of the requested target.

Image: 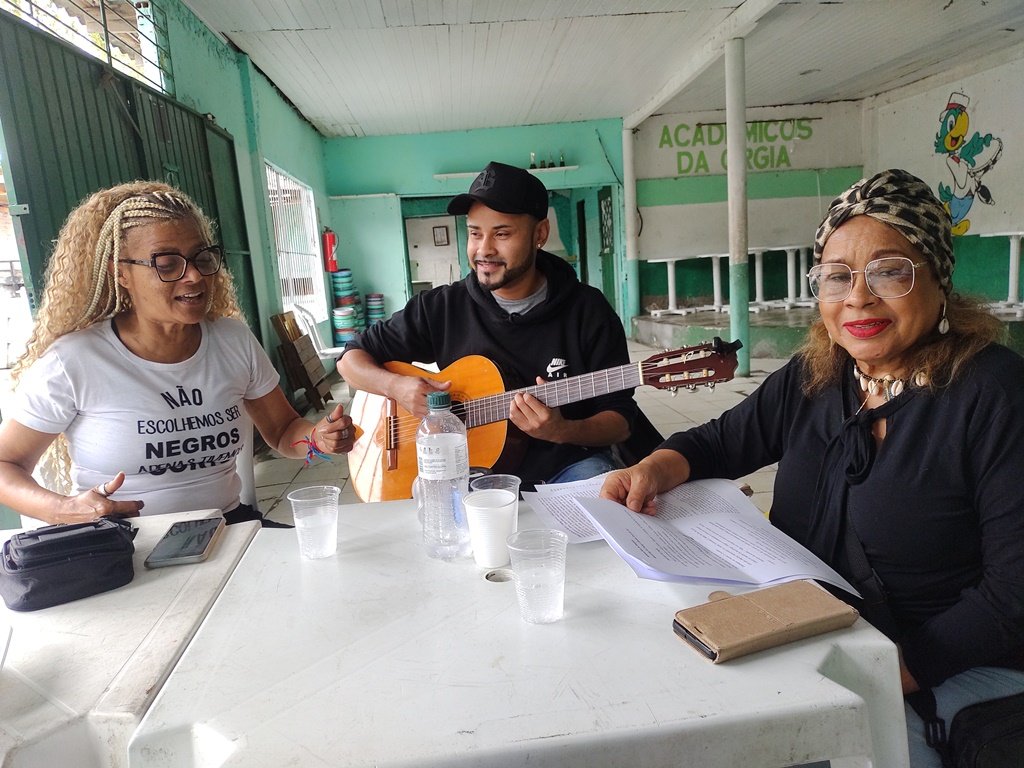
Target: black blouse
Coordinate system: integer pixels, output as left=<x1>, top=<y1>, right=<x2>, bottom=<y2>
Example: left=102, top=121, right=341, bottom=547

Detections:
left=662, top=344, right=1024, bottom=688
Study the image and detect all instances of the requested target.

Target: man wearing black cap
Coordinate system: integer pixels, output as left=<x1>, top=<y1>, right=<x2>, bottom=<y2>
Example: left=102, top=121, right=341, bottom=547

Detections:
left=339, top=161, right=637, bottom=488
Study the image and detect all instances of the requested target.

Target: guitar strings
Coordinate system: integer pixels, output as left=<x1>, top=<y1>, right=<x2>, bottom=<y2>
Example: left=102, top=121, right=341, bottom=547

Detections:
left=362, top=357, right=721, bottom=446
left=375, top=364, right=641, bottom=445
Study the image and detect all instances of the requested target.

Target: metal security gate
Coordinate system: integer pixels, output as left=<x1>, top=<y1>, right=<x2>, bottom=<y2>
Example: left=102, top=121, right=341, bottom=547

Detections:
left=0, top=6, right=261, bottom=338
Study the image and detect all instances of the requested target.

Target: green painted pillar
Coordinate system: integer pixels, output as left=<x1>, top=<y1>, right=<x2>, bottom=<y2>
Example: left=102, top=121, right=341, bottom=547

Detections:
left=622, top=257, right=639, bottom=333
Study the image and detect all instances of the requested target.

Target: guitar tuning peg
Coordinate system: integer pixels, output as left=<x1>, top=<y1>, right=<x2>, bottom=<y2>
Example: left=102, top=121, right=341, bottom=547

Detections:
left=669, top=387, right=678, bottom=396
left=707, top=382, right=716, bottom=390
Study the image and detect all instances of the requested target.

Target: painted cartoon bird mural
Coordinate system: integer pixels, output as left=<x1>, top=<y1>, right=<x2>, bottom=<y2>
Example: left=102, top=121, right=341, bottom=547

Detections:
left=934, top=91, right=1002, bottom=236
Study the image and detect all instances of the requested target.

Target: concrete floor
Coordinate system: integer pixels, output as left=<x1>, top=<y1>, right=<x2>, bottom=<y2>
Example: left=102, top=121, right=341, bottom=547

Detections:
left=257, top=340, right=787, bottom=524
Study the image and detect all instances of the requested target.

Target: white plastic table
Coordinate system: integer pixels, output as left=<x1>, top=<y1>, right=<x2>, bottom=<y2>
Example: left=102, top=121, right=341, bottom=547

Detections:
left=0, top=512, right=259, bottom=768
left=980, top=231, right=1024, bottom=317
left=129, top=501, right=909, bottom=768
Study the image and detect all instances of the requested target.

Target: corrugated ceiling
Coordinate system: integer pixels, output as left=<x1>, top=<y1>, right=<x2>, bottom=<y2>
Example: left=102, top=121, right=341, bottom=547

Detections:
left=180, top=0, right=1024, bottom=138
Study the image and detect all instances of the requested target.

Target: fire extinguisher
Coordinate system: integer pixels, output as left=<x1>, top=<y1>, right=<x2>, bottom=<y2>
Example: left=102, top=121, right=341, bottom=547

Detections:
left=322, top=227, right=338, bottom=272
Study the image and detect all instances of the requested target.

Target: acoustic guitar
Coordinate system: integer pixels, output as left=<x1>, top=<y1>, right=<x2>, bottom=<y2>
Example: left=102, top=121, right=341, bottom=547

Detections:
left=346, top=338, right=742, bottom=502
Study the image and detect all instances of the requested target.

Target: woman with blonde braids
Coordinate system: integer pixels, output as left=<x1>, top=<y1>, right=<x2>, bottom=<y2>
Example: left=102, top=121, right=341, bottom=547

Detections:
left=0, top=181, right=354, bottom=527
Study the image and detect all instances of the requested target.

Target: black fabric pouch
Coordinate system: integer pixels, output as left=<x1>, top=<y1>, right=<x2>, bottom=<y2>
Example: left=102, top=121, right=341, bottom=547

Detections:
left=947, top=692, right=1024, bottom=767
left=908, top=687, right=1024, bottom=768
left=0, top=518, right=138, bottom=611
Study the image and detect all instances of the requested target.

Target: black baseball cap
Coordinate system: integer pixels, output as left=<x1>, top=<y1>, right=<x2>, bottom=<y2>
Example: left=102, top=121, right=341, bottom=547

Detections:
left=447, top=161, right=549, bottom=220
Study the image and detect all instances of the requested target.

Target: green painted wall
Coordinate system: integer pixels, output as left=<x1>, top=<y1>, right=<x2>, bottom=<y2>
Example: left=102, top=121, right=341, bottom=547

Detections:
left=330, top=195, right=408, bottom=321
left=953, top=234, right=1021, bottom=301
left=322, top=121, right=631, bottom=327
left=323, top=120, right=623, bottom=197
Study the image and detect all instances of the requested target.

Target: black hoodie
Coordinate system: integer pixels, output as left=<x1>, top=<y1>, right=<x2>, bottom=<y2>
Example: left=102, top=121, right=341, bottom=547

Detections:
left=347, top=250, right=638, bottom=485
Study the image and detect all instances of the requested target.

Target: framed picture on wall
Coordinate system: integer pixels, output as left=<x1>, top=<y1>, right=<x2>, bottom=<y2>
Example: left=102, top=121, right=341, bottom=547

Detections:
left=432, top=226, right=449, bottom=247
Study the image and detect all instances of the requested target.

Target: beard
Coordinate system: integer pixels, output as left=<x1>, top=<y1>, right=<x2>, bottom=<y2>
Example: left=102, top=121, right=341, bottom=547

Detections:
left=474, top=250, right=536, bottom=292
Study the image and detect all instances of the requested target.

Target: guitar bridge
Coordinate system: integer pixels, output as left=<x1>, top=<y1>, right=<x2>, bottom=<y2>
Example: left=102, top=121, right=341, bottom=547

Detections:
left=384, top=399, right=398, bottom=470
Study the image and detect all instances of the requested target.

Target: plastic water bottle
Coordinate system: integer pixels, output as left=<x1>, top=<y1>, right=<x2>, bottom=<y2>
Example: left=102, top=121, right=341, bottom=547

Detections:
left=416, top=392, right=470, bottom=560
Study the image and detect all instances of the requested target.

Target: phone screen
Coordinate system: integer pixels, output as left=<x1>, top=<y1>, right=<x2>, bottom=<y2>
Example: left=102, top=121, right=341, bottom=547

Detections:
left=144, top=517, right=225, bottom=568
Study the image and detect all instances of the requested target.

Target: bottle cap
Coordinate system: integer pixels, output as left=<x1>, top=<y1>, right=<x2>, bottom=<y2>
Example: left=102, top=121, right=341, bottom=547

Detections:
left=427, top=392, right=451, bottom=409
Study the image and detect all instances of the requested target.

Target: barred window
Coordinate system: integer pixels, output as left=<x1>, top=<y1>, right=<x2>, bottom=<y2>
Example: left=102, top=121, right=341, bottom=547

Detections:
left=265, top=163, right=328, bottom=323
left=1, top=0, right=174, bottom=94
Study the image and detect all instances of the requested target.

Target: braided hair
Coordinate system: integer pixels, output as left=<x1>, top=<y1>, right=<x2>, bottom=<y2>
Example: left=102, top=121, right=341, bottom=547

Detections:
left=12, top=180, right=244, bottom=490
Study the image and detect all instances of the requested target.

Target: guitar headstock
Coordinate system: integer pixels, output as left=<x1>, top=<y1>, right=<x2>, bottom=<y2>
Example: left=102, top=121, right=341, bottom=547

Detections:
left=640, top=338, right=742, bottom=391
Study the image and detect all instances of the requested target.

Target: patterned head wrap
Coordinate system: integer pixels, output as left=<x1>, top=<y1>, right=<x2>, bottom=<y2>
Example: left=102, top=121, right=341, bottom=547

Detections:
left=814, top=169, right=954, bottom=294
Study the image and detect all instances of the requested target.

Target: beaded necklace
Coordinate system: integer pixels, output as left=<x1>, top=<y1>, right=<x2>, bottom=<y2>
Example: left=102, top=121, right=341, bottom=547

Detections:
left=852, top=363, right=929, bottom=402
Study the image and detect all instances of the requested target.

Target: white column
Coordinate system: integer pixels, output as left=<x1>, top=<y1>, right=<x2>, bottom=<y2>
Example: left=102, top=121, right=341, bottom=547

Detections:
left=1008, top=235, right=1021, bottom=304
left=752, top=250, right=765, bottom=303
left=785, top=247, right=798, bottom=306
left=711, top=255, right=724, bottom=310
left=665, top=261, right=678, bottom=312
left=799, top=248, right=811, bottom=300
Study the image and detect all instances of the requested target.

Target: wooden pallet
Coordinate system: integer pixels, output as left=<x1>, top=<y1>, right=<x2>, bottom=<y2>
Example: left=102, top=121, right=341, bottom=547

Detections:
left=271, top=311, right=332, bottom=412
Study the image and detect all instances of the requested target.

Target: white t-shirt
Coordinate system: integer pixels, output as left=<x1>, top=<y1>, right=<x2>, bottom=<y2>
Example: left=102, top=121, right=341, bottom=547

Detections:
left=9, top=317, right=280, bottom=516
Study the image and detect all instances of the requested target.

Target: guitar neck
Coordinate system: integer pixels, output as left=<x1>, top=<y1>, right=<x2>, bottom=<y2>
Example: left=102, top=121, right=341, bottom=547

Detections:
left=455, top=362, right=642, bottom=429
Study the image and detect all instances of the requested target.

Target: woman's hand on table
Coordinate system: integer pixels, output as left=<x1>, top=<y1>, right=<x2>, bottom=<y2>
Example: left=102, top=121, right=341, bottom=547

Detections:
left=59, top=471, right=143, bottom=523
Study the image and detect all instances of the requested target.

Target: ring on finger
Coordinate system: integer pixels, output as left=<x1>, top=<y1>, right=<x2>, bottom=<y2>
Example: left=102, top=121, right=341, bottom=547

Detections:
left=93, top=482, right=110, bottom=498
left=325, top=413, right=336, bottom=424
left=340, top=428, right=349, bottom=439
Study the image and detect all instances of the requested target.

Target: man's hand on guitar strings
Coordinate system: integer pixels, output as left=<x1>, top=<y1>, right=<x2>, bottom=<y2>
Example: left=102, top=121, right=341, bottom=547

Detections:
left=395, top=376, right=452, bottom=419
left=509, top=376, right=568, bottom=443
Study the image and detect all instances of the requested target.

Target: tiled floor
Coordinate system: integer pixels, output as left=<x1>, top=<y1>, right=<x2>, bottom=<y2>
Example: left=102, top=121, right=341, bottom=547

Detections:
left=257, top=342, right=788, bottom=524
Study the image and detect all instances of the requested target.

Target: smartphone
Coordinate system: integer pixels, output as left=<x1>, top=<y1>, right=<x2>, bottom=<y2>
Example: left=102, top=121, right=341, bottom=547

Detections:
left=672, top=619, right=718, bottom=661
left=144, top=516, right=225, bottom=569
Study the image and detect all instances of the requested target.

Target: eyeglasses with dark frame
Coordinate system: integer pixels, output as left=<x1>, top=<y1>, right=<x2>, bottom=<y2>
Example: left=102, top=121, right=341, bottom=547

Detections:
left=120, top=245, right=224, bottom=282
left=806, top=256, right=927, bottom=302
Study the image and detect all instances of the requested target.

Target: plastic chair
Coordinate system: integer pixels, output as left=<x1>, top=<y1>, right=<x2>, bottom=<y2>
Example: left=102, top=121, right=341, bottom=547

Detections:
left=236, top=412, right=257, bottom=508
left=291, top=305, right=346, bottom=360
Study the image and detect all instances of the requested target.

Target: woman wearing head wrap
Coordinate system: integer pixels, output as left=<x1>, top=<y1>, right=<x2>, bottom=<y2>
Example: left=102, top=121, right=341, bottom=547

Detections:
left=0, top=181, right=355, bottom=527
left=601, top=169, right=1024, bottom=766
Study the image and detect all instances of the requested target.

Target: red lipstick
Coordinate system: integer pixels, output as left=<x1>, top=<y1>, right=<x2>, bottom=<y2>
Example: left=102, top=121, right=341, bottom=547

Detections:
left=843, top=318, right=891, bottom=339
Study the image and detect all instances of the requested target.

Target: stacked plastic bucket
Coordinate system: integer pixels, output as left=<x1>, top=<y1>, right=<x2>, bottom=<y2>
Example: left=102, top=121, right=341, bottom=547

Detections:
left=365, top=293, right=386, bottom=327
left=330, top=269, right=365, bottom=346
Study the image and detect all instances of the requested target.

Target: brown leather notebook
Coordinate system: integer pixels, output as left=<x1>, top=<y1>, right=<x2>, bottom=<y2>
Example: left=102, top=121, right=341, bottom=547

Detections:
left=672, top=579, right=859, bottom=663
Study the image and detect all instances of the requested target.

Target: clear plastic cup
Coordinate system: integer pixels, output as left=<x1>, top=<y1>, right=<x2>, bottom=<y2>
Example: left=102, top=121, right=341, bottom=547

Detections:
left=287, top=485, right=340, bottom=559
left=470, top=473, right=521, bottom=498
left=463, top=489, right=518, bottom=568
left=506, top=529, right=568, bottom=624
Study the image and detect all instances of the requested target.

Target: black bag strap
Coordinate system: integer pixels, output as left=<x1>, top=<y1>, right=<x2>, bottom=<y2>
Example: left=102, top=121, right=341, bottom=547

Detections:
left=905, top=689, right=954, bottom=767
left=841, top=515, right=900, bottom=638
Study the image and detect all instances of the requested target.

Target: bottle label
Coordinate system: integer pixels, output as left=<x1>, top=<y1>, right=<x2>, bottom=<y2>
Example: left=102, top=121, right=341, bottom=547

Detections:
left=416, top=437, right=469, bottom=480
